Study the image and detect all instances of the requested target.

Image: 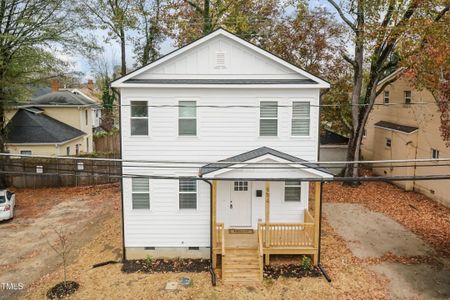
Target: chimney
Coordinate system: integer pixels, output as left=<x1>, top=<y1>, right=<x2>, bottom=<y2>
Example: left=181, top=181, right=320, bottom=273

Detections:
left=87, top=79, right=94, bottom=91
left=51, top=79, right=59, bottom=92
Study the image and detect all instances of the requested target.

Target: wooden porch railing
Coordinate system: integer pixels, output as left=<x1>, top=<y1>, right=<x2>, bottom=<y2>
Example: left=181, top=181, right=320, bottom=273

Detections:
left=257, top=225, right=264, bottom=281
left=304, top=209, right=314, bottom=223
left=258, top=223, right=314, bottom=248
left=215, top=223, right=225, bottom=255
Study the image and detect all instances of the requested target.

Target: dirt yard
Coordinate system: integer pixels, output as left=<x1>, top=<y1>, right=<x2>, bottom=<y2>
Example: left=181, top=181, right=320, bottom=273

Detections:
left=0, top=184, right=121, bottom=300
left=1, top=180, right=449, bottom=299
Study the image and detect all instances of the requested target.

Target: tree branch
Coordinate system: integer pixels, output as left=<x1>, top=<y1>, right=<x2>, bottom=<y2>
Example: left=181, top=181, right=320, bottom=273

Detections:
left=326, top=0, right=357, bottom=32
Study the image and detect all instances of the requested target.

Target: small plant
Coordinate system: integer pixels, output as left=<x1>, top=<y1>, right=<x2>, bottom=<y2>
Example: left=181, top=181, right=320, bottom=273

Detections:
left=144, top=255, right=153, bottom=267
left=299, top=256, right=311, bottom=271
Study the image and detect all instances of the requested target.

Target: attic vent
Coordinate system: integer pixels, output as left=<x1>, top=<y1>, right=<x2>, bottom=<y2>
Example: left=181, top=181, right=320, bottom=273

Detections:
left=215, top=51, right=226, bottom=69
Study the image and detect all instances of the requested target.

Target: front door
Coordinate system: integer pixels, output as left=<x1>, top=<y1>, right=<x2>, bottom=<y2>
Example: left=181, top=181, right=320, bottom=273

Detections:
left=229, top=181, right=252, bottom=227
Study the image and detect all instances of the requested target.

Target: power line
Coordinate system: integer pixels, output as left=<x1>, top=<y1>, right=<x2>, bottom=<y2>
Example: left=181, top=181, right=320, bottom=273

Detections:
left=1, top=152, right=450, bottom=166
left=1, top=169, right=449, bottom=183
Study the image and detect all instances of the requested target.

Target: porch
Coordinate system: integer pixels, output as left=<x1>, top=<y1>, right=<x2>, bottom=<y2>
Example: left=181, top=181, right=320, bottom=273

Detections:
left=211, top=181, right=322, bottom=283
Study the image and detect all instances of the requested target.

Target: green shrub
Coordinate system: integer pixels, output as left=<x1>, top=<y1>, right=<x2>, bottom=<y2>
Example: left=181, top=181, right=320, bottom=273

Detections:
left=299, top=256, right=311, bottom=270
left=144, top=255, right=153, bottom=267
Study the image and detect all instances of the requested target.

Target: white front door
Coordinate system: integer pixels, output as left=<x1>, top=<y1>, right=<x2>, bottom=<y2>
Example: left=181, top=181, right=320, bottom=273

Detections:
left=228, top=181, right=252, bottom=227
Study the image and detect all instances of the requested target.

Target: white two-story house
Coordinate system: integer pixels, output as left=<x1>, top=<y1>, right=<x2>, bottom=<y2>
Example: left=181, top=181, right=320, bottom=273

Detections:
left=111, top=29, right=332, bottom=284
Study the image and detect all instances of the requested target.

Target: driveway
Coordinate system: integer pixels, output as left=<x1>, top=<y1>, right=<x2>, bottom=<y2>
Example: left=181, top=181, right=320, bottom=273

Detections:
left=0, top=184, right=120, bottom=300
left=324, top=203, right=450, bottom=299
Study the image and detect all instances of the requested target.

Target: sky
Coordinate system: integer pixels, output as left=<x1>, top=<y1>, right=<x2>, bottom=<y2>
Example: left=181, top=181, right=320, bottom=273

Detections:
left=69, top=0, right=338, bottom=82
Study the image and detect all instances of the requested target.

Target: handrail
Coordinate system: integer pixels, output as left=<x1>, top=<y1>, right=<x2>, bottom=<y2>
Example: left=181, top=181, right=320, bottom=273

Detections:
left=305, top=209, right=314, bottom=223
left=260, top=223, right=314, bottom=248
left=257, top=224, right=264, bottom=281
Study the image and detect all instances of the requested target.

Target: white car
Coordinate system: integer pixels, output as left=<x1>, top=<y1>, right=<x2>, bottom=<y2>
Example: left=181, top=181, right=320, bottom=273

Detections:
left=0, top=190, right=15, bottom=221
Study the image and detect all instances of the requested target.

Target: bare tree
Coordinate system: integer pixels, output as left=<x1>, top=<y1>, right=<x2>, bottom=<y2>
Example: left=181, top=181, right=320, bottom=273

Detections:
left=46, top=227, right=72, bottom=287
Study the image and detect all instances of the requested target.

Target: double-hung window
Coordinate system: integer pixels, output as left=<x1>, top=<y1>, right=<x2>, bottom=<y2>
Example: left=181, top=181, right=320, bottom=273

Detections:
left=179, top=101, right=197, bottom=136
left=285, top=181, right=301, bottom=202
left=179, top=179, right=197, bottom=209
left=132, top=178, right=150, bottom=209
left=432, top=148, right=440, bottom=159
left=130, top=101, right=148, bottom=135
left=383, top=91, right=390, bottom=104
left=385, top=138, right=392, bottom=148
left=260, top=101, right=278, bottom=136
left=404, top=91, right=412, bottom=105
left=292, top=102, right=310, bottom=136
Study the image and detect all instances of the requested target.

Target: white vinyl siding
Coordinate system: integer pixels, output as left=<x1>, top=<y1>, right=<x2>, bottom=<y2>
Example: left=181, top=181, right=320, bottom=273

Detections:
left=178, top=101, right=197, bottom=136
left=132, top=178, right=150, bottom=209
left=292, top=102, right=310, bottom=136
left=179, top=179, right=197, bottom=209
left=284, top=181, right=301, bottom=202
left=130, top=101, right=148, bottom=135
left=260, top=101, right=278, bottom=136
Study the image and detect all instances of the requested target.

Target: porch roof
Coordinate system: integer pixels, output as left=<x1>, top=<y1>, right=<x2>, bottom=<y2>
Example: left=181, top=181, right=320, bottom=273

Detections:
left=199, top=146, right=333, bottom=177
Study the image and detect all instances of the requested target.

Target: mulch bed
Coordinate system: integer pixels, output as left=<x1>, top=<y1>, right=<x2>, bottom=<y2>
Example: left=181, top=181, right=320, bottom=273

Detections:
left=122, top=259, right=210, bottom=273
left=46, top=281, right=79, bottom=299
left=264, top=264, right=321, bottom=279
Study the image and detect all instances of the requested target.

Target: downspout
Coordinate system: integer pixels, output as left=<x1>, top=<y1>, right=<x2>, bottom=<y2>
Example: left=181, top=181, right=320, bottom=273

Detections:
left=200, top=177, right=217, bottom=286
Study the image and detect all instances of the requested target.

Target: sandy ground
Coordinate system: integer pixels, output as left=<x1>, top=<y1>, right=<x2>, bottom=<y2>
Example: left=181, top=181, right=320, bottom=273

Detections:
left=2, top=180, right=449, bottom=299
left=0, top=184, right=120, bottom=300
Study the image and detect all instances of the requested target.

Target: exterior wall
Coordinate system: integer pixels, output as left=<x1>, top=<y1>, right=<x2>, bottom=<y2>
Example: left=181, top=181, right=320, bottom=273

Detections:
left=126, top=247, right=209, bottom=260
left=216, top=181, right=308, bottom=229
left=6, top=136, right=86, bottom=156
left=362, top=75, right=450, bottom=207
left=121, top=87, right=321, bottom=249
left=319, top=145, right=348, bottom=175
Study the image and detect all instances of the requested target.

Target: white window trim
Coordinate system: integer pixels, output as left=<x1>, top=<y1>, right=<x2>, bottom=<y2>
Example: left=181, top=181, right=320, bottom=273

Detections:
left=20, top=150, right=32, bottom=156
left=284, top=181, right=302, bottom=202
left=259, top=100, right=278, bottom=137
left=178, top=99, right=198, bottom=137
left=178, top=179, right=198, bottom=210
left=130, top=100, right=149, bottom=136
left=385, top=137, right=392, bottom=148
left=131, top=178, right=151, bottom=210
left=404, top=91, right=412, bottom=105
left=383, top=91, right=390, bottom=104
left=431, top=148, right=440, bottom=159
left=291, top=100, right=311, bottom=137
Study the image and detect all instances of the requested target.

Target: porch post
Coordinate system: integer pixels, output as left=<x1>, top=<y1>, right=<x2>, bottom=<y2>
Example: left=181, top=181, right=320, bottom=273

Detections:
left=212, top=180, right=217, bottom=268
left=264, top=181, right=270, bottom=265
left=313, top=181, right=321, bottom=265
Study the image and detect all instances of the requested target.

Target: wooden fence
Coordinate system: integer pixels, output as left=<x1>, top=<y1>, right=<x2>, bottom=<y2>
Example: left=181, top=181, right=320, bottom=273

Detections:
left=1, top=156, right=121, bottom=188
left=94, top=132, right=120, bottom=154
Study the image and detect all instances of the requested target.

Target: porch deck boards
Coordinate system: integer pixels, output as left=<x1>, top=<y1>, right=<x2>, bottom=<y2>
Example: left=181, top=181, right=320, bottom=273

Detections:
left=225, top=230, right=257, bottom=249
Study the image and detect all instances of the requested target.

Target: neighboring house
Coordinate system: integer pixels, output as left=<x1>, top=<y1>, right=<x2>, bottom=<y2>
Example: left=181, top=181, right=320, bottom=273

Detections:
left=320, top=129, right=349, bottom=174
left=5, top=87, right=97, bottom=156
left=112, top=29, right=332, bottom=283
left=362, top=68, right=450, bottom=208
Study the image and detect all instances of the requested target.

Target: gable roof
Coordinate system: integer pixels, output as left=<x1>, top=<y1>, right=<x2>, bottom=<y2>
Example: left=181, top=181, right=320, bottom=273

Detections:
left=378, top=67, right=407, bottom=87
left=30, top=91, right=97, bottom=107
left=199, top=146, right=333, bottom=176
left=374, top=120, right=418, bottom=134
left=111, top=28, right=330, bottom=88
left=6, top=109, right=86, bottom=144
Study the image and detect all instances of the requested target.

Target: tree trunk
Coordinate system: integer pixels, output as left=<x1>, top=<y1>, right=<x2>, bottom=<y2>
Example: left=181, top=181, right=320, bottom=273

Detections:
left=120, top=29, right=126, bottom=76
left=0, top=83, right=7, bottom=188
left=203, top=0, right=211, bottom=34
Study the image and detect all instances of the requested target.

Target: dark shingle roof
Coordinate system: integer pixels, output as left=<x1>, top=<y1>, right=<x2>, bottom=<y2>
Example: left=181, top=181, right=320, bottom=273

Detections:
left=199, top=146, right=333, bottom=176
left=320, top=130, right=349, bottom=145
left=374, top=121, right=418, bottom=134
left=31, top=91, right=97, bottom=106
left=6, top=109, right=86, bottom=144
left=124, top=79, right=317, bottom=85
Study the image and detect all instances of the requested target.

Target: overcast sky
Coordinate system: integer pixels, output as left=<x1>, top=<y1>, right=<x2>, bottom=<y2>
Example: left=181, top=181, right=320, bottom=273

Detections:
left=70, top=0, right=337, bottom=82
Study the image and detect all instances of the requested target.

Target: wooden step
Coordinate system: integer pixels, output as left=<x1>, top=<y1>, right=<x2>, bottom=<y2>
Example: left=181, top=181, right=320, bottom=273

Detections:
left=221, top=248, right=262, bottom=284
